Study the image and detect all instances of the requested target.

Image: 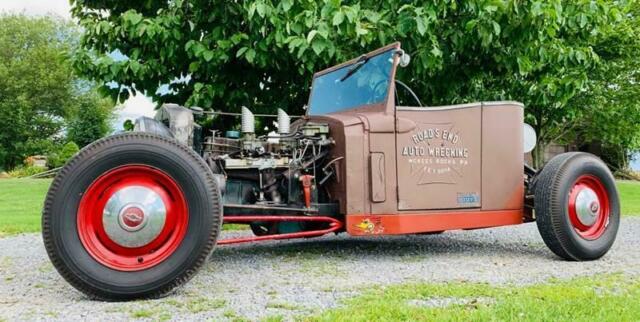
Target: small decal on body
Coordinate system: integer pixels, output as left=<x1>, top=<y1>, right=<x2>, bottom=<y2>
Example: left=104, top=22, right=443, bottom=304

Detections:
left=457, top=192, right=480, bottom=205
left=354, top=217, right=385, bottom=235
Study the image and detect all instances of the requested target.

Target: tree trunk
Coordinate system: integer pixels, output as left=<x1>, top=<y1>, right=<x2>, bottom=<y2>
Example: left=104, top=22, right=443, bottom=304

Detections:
left=532, top=142, right=547, bottom=169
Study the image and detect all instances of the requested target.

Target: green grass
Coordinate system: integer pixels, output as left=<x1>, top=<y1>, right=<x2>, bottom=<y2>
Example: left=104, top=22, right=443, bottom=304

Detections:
left=618, top=180, right=640, bottom=216
left=0, top=179, right=638, bottom=236
left=0, top=179, right=51, bottom=236
left=304, top=274, right=640, bottom=321
left=129, top=307, right=171, bottom=321
left=0, top=178, right=248, bottom=236
left=265, top=301, right=301, bottom=310
left=184, top=297, right=227, bottom=313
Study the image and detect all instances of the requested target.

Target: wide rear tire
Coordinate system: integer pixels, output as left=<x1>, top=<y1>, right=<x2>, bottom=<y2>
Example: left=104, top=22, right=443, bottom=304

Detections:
left=534, top=152, right=620, bottom=261
left=42, top=132, right=221, bottom=300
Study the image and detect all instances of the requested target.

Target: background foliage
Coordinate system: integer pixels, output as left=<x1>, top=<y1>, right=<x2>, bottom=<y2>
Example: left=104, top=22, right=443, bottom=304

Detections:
left=0, top=14, right=115, bottom=171
left=565, top=1, right=640, bottom=170
left=67, top=89, right=115, bottom=148
left=46, top=142, right=80, bottom=169
left=71, top=0, right=636, bottom=167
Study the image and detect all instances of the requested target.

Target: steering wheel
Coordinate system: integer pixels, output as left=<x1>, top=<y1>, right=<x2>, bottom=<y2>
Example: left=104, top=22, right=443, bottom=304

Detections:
left=368, top=78, right=423, bottom=107
left=394, top=80, right=423, bottom=107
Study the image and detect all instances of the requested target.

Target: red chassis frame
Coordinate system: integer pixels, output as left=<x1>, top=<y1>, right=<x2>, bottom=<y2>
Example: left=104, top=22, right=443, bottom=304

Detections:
left=219, top=216, right=344, bottom=245
left=217, top=210, right=523, bottom=245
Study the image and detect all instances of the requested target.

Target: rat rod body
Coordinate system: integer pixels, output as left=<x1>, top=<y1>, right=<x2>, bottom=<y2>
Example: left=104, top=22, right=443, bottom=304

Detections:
left=42, top=43, right=620, bottom=300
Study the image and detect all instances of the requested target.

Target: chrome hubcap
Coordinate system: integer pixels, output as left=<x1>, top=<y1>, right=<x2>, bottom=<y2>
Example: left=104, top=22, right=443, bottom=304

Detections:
left=102, top=186, right=167, bottom=248
left=575, top=187, right=600, bottom=226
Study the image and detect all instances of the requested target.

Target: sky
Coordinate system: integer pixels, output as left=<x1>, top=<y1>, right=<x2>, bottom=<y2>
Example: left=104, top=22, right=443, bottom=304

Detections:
left=0, top=0, right=157, bottom=130
left=632, top=156, right=640, bottom=171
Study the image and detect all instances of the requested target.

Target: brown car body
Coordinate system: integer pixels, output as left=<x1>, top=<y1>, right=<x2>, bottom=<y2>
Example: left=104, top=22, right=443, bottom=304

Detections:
left=307, top=42, right=525, bottom=236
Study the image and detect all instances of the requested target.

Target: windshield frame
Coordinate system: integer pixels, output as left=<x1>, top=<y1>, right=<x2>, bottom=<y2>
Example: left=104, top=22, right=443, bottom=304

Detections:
left=306, top=42, right=400, bottom=116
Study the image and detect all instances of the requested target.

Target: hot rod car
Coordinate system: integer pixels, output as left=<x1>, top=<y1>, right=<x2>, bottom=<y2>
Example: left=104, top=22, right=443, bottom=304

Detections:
left=42, top=43, right=620, bottom=300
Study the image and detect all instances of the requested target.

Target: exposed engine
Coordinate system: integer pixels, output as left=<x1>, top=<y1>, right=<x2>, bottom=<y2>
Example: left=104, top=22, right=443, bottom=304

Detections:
left=136, top=104, right=340, bottom=234
left=202, top=107, right=338, bottom=223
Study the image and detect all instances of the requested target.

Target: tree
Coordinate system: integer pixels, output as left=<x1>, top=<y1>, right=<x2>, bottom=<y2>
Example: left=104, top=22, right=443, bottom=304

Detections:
left=0, top=14, right=116, bottom=170
left=564, top=1, right=640, bottom=171
left=67, top=89, right=115, bottom=147
left=71, top=1, right=627, bottom=167
left=0, top=15, right=75, bottom=169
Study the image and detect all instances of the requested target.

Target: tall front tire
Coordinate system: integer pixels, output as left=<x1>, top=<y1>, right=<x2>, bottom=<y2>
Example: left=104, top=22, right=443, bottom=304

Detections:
left=42, top=133, right=221, bottom=300
left=534, top=152, right=620, bottom=261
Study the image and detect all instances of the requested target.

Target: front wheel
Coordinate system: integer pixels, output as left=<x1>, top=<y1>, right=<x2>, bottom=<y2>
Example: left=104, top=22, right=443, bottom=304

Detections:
left=534, top=152, right=620, bottom=261
left=42, top=133, right=221, bottom=300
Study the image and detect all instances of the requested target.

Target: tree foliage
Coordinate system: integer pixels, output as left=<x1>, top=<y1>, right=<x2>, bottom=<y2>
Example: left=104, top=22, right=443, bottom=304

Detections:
left=0, top=15, right=75, bottom=169
left=0, top=14, right=115, bottom=170
left=67, top=89, right=114, bottom=147
left=47, top=141, right=80, bottom=168
left=71, top=0, right=629, bottom=166
left=565, top=1, right=640, bottom=169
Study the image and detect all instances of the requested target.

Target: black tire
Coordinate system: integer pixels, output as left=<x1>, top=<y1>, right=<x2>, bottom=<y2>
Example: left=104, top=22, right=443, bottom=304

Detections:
left=42, top=132, right=221, bottom=300
left=534, top=152, right=620, bottom=261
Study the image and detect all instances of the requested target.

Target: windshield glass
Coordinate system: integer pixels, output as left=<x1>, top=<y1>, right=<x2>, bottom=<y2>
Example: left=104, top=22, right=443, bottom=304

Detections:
left=308, top=49, right=395, bottom=115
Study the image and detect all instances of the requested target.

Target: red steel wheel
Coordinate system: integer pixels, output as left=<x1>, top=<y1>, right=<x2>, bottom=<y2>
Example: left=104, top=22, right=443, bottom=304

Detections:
left=77, top=165, right=188, bottom=271
left=567, top=175, right=610, bottom=240
left=42, top=133, right=221, bottom=300
left=535, top=152, right=620, bottom=261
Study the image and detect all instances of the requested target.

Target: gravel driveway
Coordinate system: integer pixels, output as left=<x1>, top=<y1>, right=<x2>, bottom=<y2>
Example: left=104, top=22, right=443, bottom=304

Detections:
left=2, top=218, right=639, bottom=321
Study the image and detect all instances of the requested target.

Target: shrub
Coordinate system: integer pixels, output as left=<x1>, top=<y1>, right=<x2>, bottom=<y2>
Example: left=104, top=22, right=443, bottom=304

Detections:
left=8, top=165, right=47, bottom=178
left=47, top=142, right=80, bottom=168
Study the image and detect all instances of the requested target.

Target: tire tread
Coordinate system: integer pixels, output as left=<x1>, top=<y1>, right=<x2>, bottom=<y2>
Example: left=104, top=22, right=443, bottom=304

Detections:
left=534, top=152, right=580, bottom=260
left=534, top=152, right=619, bottom=261
left=42, top=132, right=221, bottom=300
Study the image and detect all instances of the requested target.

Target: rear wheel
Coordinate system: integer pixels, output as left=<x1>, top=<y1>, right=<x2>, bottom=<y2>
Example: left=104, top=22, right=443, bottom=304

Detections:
left=42, top=133, right=221, bottom=300
left=534, top=152, right=620, bottom=261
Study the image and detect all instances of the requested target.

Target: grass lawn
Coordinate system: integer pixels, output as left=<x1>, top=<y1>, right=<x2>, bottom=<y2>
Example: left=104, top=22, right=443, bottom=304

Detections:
left=303, top=274, right=640, bottom=321
left=618, top=180, right=640, bottom=216
left=0, top=178, right=51, bottom=236
left=0, top=178, right=638, bottom=236
left=0, top=178, right=247, bottom=237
